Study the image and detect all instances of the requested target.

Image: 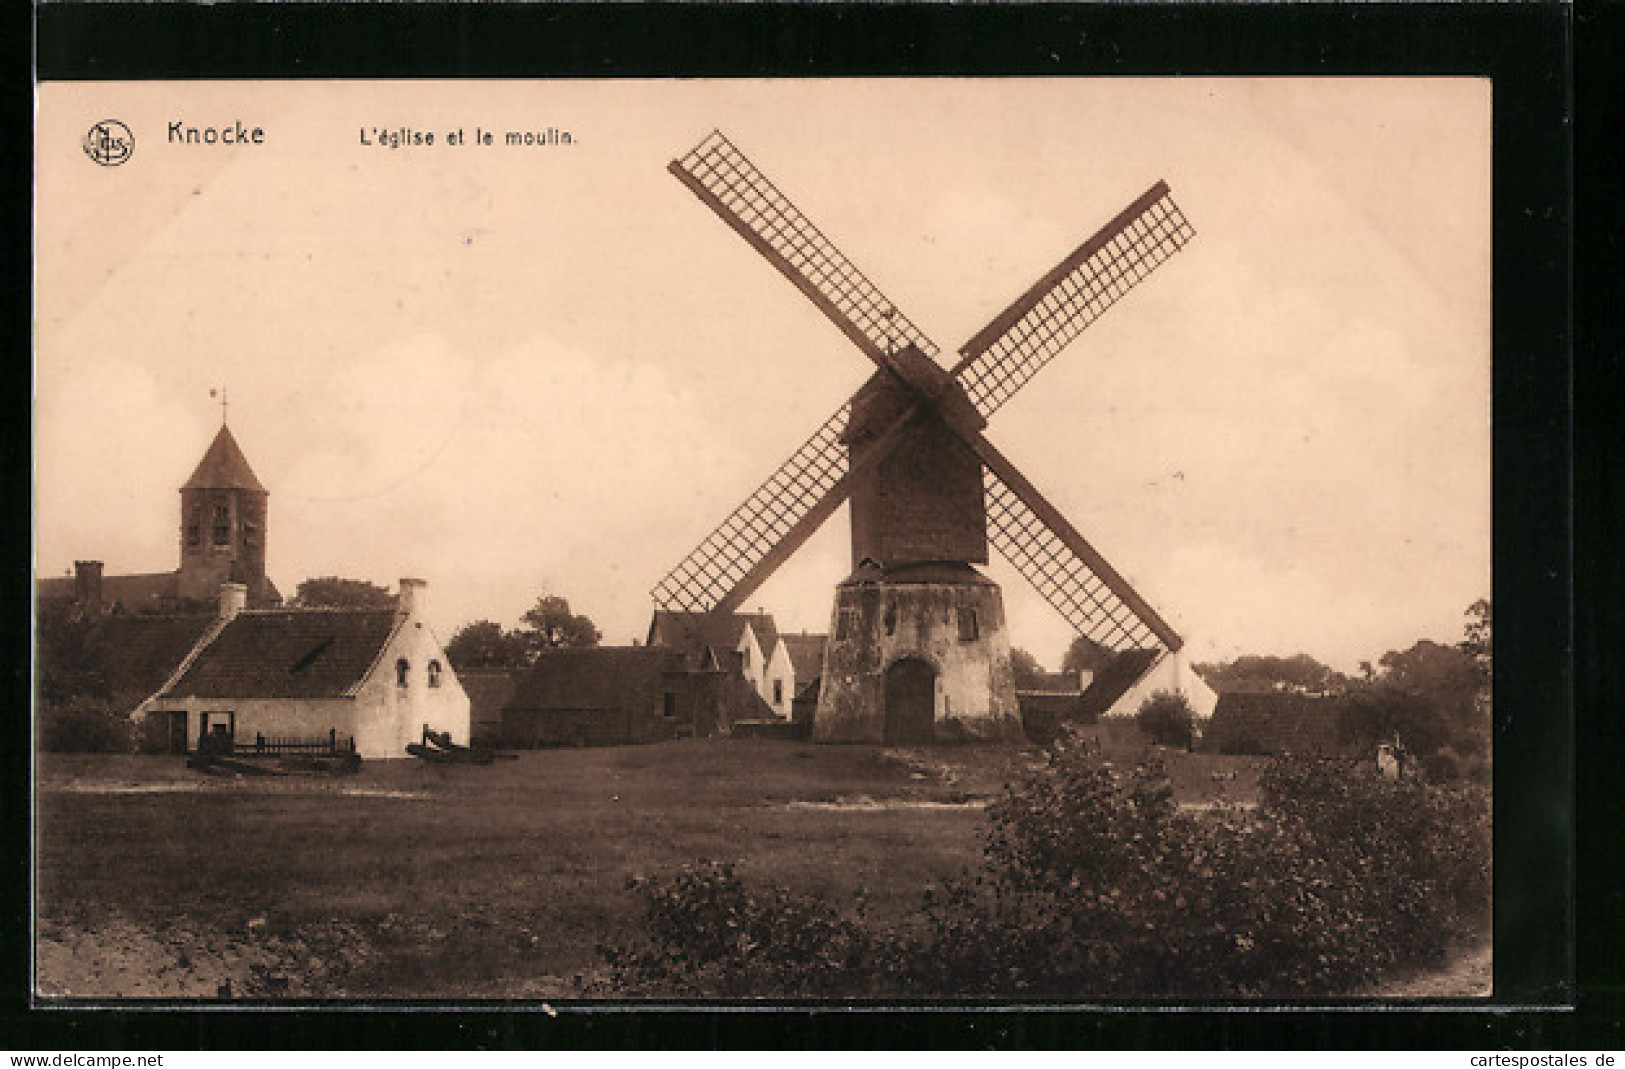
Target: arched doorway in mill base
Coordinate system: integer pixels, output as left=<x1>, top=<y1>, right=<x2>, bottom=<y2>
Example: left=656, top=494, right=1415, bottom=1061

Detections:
left=883, top=657, right=936, bottom=745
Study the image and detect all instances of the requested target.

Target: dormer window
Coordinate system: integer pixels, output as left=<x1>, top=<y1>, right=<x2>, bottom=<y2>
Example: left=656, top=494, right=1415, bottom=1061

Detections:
left=396, top=658, right=410, bottom=687
left=428, top=660, right=443, bottom=688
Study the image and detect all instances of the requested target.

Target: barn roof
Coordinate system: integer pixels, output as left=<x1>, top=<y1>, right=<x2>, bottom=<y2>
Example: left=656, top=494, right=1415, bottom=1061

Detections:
left=781, top=633, right=827, bottom=681
left=182, top=425, right=266, bottom=492
left=58, top=614, right=217, bottom=710
left=1202, top=691, right=1354, bottom=755
left=506, top=647, right=679, bottom=712
left=1075, top=648, right=1162, bottom=718
left=458, top=667, right=526, bottom=725
left=157, top=609, right=401, bottom=700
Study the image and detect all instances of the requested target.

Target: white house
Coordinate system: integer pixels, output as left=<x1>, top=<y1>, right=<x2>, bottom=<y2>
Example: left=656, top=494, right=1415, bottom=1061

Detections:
left=138, top=579, right=470, bottom=759
left=647, top=610, right=794, bottom=720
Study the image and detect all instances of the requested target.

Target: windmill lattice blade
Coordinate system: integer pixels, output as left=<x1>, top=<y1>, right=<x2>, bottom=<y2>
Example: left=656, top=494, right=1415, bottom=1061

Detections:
left=672, top=131, right=938, bottom=364
left=954, top=182, right=1194, bottom=418
left=650, top=404, right=851, bottom=613
left=984, top=468, right=1178, bottom=653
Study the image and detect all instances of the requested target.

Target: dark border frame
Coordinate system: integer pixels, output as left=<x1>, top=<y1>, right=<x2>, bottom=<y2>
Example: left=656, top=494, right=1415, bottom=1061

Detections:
left=18, top=1, right=1591, bottom=1050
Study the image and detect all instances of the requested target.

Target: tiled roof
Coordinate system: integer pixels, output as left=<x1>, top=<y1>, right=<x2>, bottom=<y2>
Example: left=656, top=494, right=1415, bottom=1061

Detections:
left=182, top=425, right=266, bottom=492
left=159, top=609, right=401, bottom=700
left=781, top=633, right=828, bottom=681
left=1075, top=648, right=1162, bottom=718
left=1202, top=691, right=1354, bottom=755
left=648, top=610, right=781, bottom=661
left=506, top=647, right=679, bottom=712
left=76, top=615, right=217, bottom=708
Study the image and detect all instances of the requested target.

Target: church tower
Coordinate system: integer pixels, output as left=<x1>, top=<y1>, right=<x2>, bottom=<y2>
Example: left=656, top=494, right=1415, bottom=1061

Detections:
left=176, top=423, right=274, bottom=605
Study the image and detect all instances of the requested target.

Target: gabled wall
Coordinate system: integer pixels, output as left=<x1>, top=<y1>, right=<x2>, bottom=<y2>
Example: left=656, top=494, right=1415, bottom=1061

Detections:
left=349, top=612, right=470, bottom=757
left=1098, top=649, right=1219, bottom=723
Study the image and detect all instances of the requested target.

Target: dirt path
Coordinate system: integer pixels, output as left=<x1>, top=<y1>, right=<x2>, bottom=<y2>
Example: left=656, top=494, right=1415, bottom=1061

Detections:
left=1377, top=942, right=1493, bottom=999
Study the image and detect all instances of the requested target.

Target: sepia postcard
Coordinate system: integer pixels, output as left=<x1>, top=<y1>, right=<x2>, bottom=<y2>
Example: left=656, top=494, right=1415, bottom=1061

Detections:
left=34, top=77, right=1497, bottom=1006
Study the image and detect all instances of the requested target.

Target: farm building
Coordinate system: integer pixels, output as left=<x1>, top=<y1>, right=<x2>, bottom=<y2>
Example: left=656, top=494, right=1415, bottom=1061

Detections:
left=36, top=609, right=220, bottom=751
left=647, top=610, right=793, bottom=720
left=500, top=646, right=738, bottom=747
left=1199, top=691, right=1354, bottom=756
left=780, top=632, right=828, bottom=728
left=458, top=667, right=527, bottom=748
left=37, top=423, right=282, bottom=616
left=137, top=578, right=468, bottom=759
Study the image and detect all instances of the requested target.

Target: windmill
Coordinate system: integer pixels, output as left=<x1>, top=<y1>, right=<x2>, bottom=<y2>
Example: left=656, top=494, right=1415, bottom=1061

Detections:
left=652, top=131, right=1196, bottom=744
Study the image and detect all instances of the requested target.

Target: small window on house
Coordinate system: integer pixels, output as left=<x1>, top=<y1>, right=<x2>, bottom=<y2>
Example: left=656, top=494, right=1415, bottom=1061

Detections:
left=742, top=646, right=751, bottom=670
left=212, top=504, right=230, bottom=546
left=663, top=691, right=677, bottom=718
left=186, top=506, right=202, bottom=547
left=836, top=609, right=857, bottom=642
left=958, top=608, right=979, bottom=642
left=242, top=522, right=259, bottom=548
left=773, top=679, right=784, bottom=705
left=884, top=602, right=898, bottom=636
left=427, top=660, right=443, bottom=688
left=396, top=658, right=410, bottom=687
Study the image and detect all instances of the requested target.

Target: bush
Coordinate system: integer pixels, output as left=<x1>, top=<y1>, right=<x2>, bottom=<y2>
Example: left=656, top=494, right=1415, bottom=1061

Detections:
left=1136, top=690, right=1195, bottom=749
left=598, top=746, right=1491, bottom=998
left=38, top=703, right=133, bottom=753
left=598, top=862, right=892, bottom=997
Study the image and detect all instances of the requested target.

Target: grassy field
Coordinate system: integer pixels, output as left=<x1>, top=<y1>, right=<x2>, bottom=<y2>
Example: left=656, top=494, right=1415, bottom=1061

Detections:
left=35, top=740, right=1265, bottom=999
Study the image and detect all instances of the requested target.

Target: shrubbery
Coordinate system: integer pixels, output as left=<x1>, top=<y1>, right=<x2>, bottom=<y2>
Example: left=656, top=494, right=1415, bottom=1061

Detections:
left=1135, top=690, right=1196, bottom=749
left=38, top=704, right=133, bottom=753
left=598, top=740, right=1490, bottom=998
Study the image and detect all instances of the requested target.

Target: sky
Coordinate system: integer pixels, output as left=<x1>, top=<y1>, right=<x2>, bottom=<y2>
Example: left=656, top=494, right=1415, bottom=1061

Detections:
left=34, top=78, right=1491, bottom=672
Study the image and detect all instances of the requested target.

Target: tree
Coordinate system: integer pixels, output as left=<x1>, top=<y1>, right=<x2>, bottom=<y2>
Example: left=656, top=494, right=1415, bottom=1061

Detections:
left=519, top=594, right=600, bottom=651
left=1061, top=634, right=1114, bottom=676
left=1136, top=690, right=1195, bottom=749
left=1192, top=653, right=1349, bottom=696
left=1459, top=598, right=1492, bottom=691
left=293, top=576, right=395, bottom=609
left=1009, top=648, right=1046, bottom=690
left=444, top=620, right=531, bottom=670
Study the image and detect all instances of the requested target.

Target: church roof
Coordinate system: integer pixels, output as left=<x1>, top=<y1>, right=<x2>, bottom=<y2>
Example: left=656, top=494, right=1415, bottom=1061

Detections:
left=36, top=571, right=179, bottom=611
left=157, top=608, right=401, bottom=700
left=182, top=425, right=266, bottom=492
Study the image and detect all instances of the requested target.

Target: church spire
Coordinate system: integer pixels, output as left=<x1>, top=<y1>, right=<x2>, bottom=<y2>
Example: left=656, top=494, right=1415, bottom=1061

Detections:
left=182, top=423, right=266, bottom=492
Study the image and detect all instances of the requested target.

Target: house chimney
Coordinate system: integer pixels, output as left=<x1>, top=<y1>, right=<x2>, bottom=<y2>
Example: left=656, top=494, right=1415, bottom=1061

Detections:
left=73, top=561, right=104, bottom=612
left=398, top=577, right=426, bottom=616
left=218, top=581, right=247, bottom=621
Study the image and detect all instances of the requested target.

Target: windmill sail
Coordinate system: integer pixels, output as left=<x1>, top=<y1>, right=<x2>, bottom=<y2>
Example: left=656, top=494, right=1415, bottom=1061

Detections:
left=670, top=131, right=937, bottom=366
left=980, top=447, right=1182, bottom=653
left=651, top=405, right=851, bottom=614
left=952, top=181, right=1195, bottom=419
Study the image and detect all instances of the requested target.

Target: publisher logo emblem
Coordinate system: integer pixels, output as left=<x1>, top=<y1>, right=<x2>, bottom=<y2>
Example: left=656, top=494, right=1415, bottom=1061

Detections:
left=83, top=120, right=134, bottom=166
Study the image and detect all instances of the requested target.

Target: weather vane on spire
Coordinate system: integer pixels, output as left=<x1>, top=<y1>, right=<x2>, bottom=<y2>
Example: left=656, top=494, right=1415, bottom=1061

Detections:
left=209, top=387, right=228, bottom=425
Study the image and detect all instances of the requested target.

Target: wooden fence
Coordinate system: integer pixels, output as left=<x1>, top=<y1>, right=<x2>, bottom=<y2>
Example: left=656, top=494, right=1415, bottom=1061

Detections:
left=235, top=729, right=357, bottom=756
